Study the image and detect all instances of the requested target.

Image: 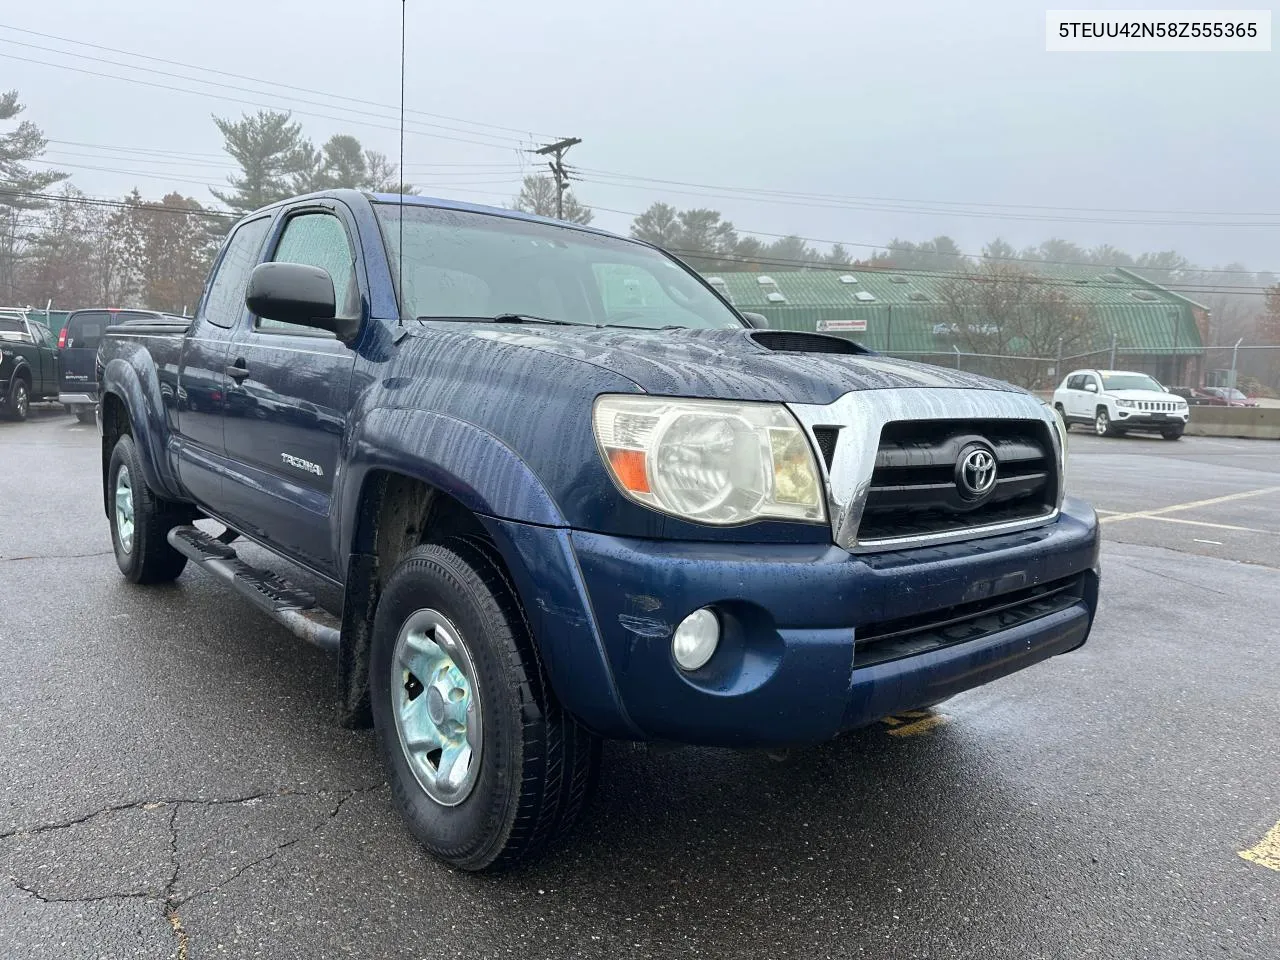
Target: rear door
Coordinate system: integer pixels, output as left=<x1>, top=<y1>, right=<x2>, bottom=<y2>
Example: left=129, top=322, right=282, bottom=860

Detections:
left=220, top=204, right=362, bottom=575
left=175, top=215, right=273, bottom=509
left=27, top=322, right=58, bottom=396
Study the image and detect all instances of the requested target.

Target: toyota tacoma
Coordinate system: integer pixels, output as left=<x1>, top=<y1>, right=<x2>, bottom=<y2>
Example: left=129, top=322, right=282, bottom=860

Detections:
left=96, top=190, right=1101, bottom=870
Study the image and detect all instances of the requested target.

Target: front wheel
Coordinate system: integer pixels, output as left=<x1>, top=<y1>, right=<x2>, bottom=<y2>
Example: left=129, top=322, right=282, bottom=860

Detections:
left=1094, top=408, right=1118, bottom=437
left=107, top=434, right=189, bottom=583
left=1162, top=427, right=1184, bottom=441
left=371, top=539, right=599, bottom=871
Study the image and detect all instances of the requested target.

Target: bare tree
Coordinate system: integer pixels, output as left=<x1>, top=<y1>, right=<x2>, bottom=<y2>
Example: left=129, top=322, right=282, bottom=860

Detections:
left=937, top=262, right=1102, bottom=388
left=512, top=175, right=592, bottom=224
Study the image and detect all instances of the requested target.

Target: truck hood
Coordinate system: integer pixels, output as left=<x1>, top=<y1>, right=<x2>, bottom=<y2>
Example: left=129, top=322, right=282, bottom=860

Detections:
left=1107, top=389, right=1184, bottom=403
left=460, top=325, right=1020, bottom=404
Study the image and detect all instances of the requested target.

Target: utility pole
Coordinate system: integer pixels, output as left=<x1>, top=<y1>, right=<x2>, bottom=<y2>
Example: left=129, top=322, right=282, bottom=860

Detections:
left=533, top=137, right=582, bottom=220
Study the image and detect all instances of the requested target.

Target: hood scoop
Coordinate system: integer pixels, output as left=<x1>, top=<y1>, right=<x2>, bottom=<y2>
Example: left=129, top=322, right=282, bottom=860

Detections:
left=749, top=330, right=869, bottom=355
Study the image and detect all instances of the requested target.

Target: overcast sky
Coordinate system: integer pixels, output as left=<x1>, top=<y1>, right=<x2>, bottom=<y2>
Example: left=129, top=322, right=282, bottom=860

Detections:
left=3, top=1, right=1278, bottom=271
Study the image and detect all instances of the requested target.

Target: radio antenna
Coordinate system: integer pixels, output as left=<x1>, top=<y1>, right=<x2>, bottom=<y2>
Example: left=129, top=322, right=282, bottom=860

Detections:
left=397, top=0, right=406, bottom=325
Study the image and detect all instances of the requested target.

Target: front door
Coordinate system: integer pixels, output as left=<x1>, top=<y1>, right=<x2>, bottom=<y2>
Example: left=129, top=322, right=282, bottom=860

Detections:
left=220, top=207, right=361, bottom=576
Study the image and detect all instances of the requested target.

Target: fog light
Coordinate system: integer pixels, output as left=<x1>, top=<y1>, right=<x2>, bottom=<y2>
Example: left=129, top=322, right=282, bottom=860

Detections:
left=672, top=608, right=719, bottom=671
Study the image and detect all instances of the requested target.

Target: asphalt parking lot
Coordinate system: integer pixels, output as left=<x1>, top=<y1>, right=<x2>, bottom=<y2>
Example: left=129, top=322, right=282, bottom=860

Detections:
left=1, top=408, right=1277, bottom=959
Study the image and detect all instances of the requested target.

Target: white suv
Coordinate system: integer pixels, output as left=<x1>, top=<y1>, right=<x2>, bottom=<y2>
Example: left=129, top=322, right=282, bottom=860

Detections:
left=1053, top=369, right=1189, bottom=441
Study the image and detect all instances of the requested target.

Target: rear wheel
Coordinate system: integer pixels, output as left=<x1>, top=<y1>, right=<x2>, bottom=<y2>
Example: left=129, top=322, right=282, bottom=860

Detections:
left=370, top=539, right=599, bottom=871
left=107, top=434, right=189, bottom=583
left=1094, top=407, right=1118, bottom=437
left=3, top=375, right=30, bottom=421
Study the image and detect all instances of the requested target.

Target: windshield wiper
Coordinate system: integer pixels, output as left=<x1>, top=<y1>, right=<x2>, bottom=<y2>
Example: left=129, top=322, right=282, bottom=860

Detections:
left=414, top=313, right=595, bottom=327
left=491, top=313, right=598, bottom=327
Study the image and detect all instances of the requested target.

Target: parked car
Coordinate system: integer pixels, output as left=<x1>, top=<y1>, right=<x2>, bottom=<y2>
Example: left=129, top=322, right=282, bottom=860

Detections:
left=0, top=309, right=60, bottom=421
left=1169, top=386, right=1217, bottom=406
left=1199, top=386, right=1259, bottom=408
left=1053, top=369, right=1189, bottom=440
left=97, top=189, right=1101, bottom=870
left=58, top=309, right=184, bottom=424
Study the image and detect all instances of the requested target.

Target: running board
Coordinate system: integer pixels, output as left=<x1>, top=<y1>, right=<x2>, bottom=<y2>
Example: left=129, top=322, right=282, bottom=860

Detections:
left=167, top=525, right=341, bottom=653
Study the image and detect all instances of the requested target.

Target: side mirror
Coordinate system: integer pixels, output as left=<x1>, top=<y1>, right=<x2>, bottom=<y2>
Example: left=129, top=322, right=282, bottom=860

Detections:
left=741, top=311, right=769, bottom=329
left=1084, top=382, right=1098, bottom=393
left=246, top=262, right=357, bottom=340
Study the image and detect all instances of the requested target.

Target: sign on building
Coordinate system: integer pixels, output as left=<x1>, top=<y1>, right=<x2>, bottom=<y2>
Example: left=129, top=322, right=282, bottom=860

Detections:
left=816, top=318, right=867, bottom=333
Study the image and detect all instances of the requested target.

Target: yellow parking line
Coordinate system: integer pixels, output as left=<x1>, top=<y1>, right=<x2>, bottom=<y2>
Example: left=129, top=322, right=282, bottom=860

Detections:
left=1100, top=486, right=1280, bottom=524
left=1239, top=821, right=1280, bottom=872
left=887, top=714, right=949, bottom=737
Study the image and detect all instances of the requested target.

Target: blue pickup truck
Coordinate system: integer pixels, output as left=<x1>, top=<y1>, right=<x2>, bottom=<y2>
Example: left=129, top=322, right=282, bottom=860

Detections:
left=97, top=189, right=1100, bottom=870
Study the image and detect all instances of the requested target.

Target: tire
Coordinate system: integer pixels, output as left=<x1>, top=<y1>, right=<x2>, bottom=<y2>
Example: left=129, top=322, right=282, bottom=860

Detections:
left=107, top=434, right=189, bottom=584
left=370, top=538, right=599, bottom=871
left=1161, top=427, right=1184, bottom=441
left=1053, top=403, right=1069, bottom=432
left=3, top=374, right=30, bottom=421
left=75, top=406, right=96, bottom=425
left=1094, top=407, right=1118, bottom=437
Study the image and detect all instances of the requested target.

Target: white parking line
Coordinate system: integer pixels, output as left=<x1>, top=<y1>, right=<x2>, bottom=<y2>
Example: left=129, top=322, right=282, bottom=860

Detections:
left=1100, top=486, right=1280, bottom=524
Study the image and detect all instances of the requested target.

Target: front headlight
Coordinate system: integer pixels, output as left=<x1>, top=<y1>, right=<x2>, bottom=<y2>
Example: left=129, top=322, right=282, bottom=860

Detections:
left=1115, top=399, right=1135, bottom=408
left=592, top=395, right=826, bottom=525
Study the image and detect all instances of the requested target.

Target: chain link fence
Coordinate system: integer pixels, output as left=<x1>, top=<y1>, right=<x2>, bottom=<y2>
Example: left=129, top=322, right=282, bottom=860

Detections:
left=1200, top=345, right=1280, bottom=396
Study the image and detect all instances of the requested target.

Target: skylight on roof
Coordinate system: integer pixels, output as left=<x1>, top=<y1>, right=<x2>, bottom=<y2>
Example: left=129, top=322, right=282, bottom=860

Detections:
left=706, top=276, right=725, bottom=286
left=908, top=291, right=929, bottom=301
left=854, top=290, right=876, bottom=302
left=890, top=275, right=909, bottom=283
left=767, top=291, right=786, bottom=303
left=1130, top=290, right=1158, bottom=301
left=839, top=274, right=858, bottom=284
left=1100, top=273, right=1123, bottom=283
left=757, top=275, right=776, bottom=285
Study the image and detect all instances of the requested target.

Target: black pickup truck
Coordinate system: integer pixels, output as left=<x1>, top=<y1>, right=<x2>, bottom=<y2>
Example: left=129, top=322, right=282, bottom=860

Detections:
left=97, top=189, right=1101, bottom=869
left=1, top=309, right=59, bottom=420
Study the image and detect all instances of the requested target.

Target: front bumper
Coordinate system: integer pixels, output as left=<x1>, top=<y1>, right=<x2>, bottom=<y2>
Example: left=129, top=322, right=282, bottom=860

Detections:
left=487, top=497, right=1100, bottom=746
left=1113, top=409, right=1187, bottom=428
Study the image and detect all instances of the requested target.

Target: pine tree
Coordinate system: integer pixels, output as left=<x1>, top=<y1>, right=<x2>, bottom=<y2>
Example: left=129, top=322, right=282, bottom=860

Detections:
left=0, top=90, right=67, bottom=301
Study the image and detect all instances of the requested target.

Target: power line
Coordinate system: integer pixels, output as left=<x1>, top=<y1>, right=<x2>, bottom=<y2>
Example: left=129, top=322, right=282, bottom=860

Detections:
left=0, top=49, right=527, bottom=154
left=0, top=23, right=559, bottom=142
left=582, top=171, right=1280, bottom=229
left=580, top=167, right=1280, bottom=220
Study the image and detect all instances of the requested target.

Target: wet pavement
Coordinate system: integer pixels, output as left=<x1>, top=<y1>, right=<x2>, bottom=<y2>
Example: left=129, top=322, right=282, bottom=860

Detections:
left=1, top=407, right=1277, bottom=958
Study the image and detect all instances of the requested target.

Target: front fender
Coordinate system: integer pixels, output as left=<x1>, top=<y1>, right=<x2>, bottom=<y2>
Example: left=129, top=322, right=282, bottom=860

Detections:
left=101, top=354, right=183, bottom=501
left=338, top=407, right=567, bottom=559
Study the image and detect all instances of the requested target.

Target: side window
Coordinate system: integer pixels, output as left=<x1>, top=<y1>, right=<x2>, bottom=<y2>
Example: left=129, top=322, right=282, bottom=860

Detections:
left=260, top=212, right=358, bottom=332
left=202, top=217, right=271, bottom=328
left=29, top=323, right=48, bottom=347
left=1067, top=375, right=1084, bottom=390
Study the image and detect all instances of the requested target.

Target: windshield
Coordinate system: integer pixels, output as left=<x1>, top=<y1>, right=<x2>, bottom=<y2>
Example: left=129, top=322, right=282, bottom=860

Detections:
left=1101, top=373, right=1164, bottom=392
left=376, top=204, right=743, bottom=330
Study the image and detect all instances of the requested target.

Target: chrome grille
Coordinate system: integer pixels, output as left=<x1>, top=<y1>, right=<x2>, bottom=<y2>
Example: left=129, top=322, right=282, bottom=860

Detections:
left=788, top=388, right=1064, bottom=552
left=1136, top=400, right=1176, bottom=412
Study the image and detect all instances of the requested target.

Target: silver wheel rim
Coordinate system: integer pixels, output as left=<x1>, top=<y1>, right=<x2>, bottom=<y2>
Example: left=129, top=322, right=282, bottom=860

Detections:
left=114, top=464, right=135, bottom=554
left=15, top=383, right=27, bottom=417
left=1095, top=411, right=1108, bottom=435
left=391, top=608, right=483, bottom=806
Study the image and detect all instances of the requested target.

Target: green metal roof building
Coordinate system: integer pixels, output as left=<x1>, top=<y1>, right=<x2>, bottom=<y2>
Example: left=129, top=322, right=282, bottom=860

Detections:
left=700, top=265, right=1207, bottom=386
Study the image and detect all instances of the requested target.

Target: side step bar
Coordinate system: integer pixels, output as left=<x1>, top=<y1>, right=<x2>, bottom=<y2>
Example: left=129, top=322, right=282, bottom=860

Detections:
left=167, top=525, right=341, bottom=653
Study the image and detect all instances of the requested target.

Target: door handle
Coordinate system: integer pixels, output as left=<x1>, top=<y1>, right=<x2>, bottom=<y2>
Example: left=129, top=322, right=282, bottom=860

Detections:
left=226, top=362, right=250, bottom=381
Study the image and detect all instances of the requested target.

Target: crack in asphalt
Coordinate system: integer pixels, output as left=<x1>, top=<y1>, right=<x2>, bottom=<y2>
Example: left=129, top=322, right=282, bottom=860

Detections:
left=0, top=549, right=114, bottom=563
left=1, top=783, right=386, bottom=958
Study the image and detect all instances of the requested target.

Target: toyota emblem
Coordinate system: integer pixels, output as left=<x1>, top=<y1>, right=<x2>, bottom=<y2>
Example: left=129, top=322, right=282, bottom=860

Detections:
left=955, top=444, right=998, bottom=501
